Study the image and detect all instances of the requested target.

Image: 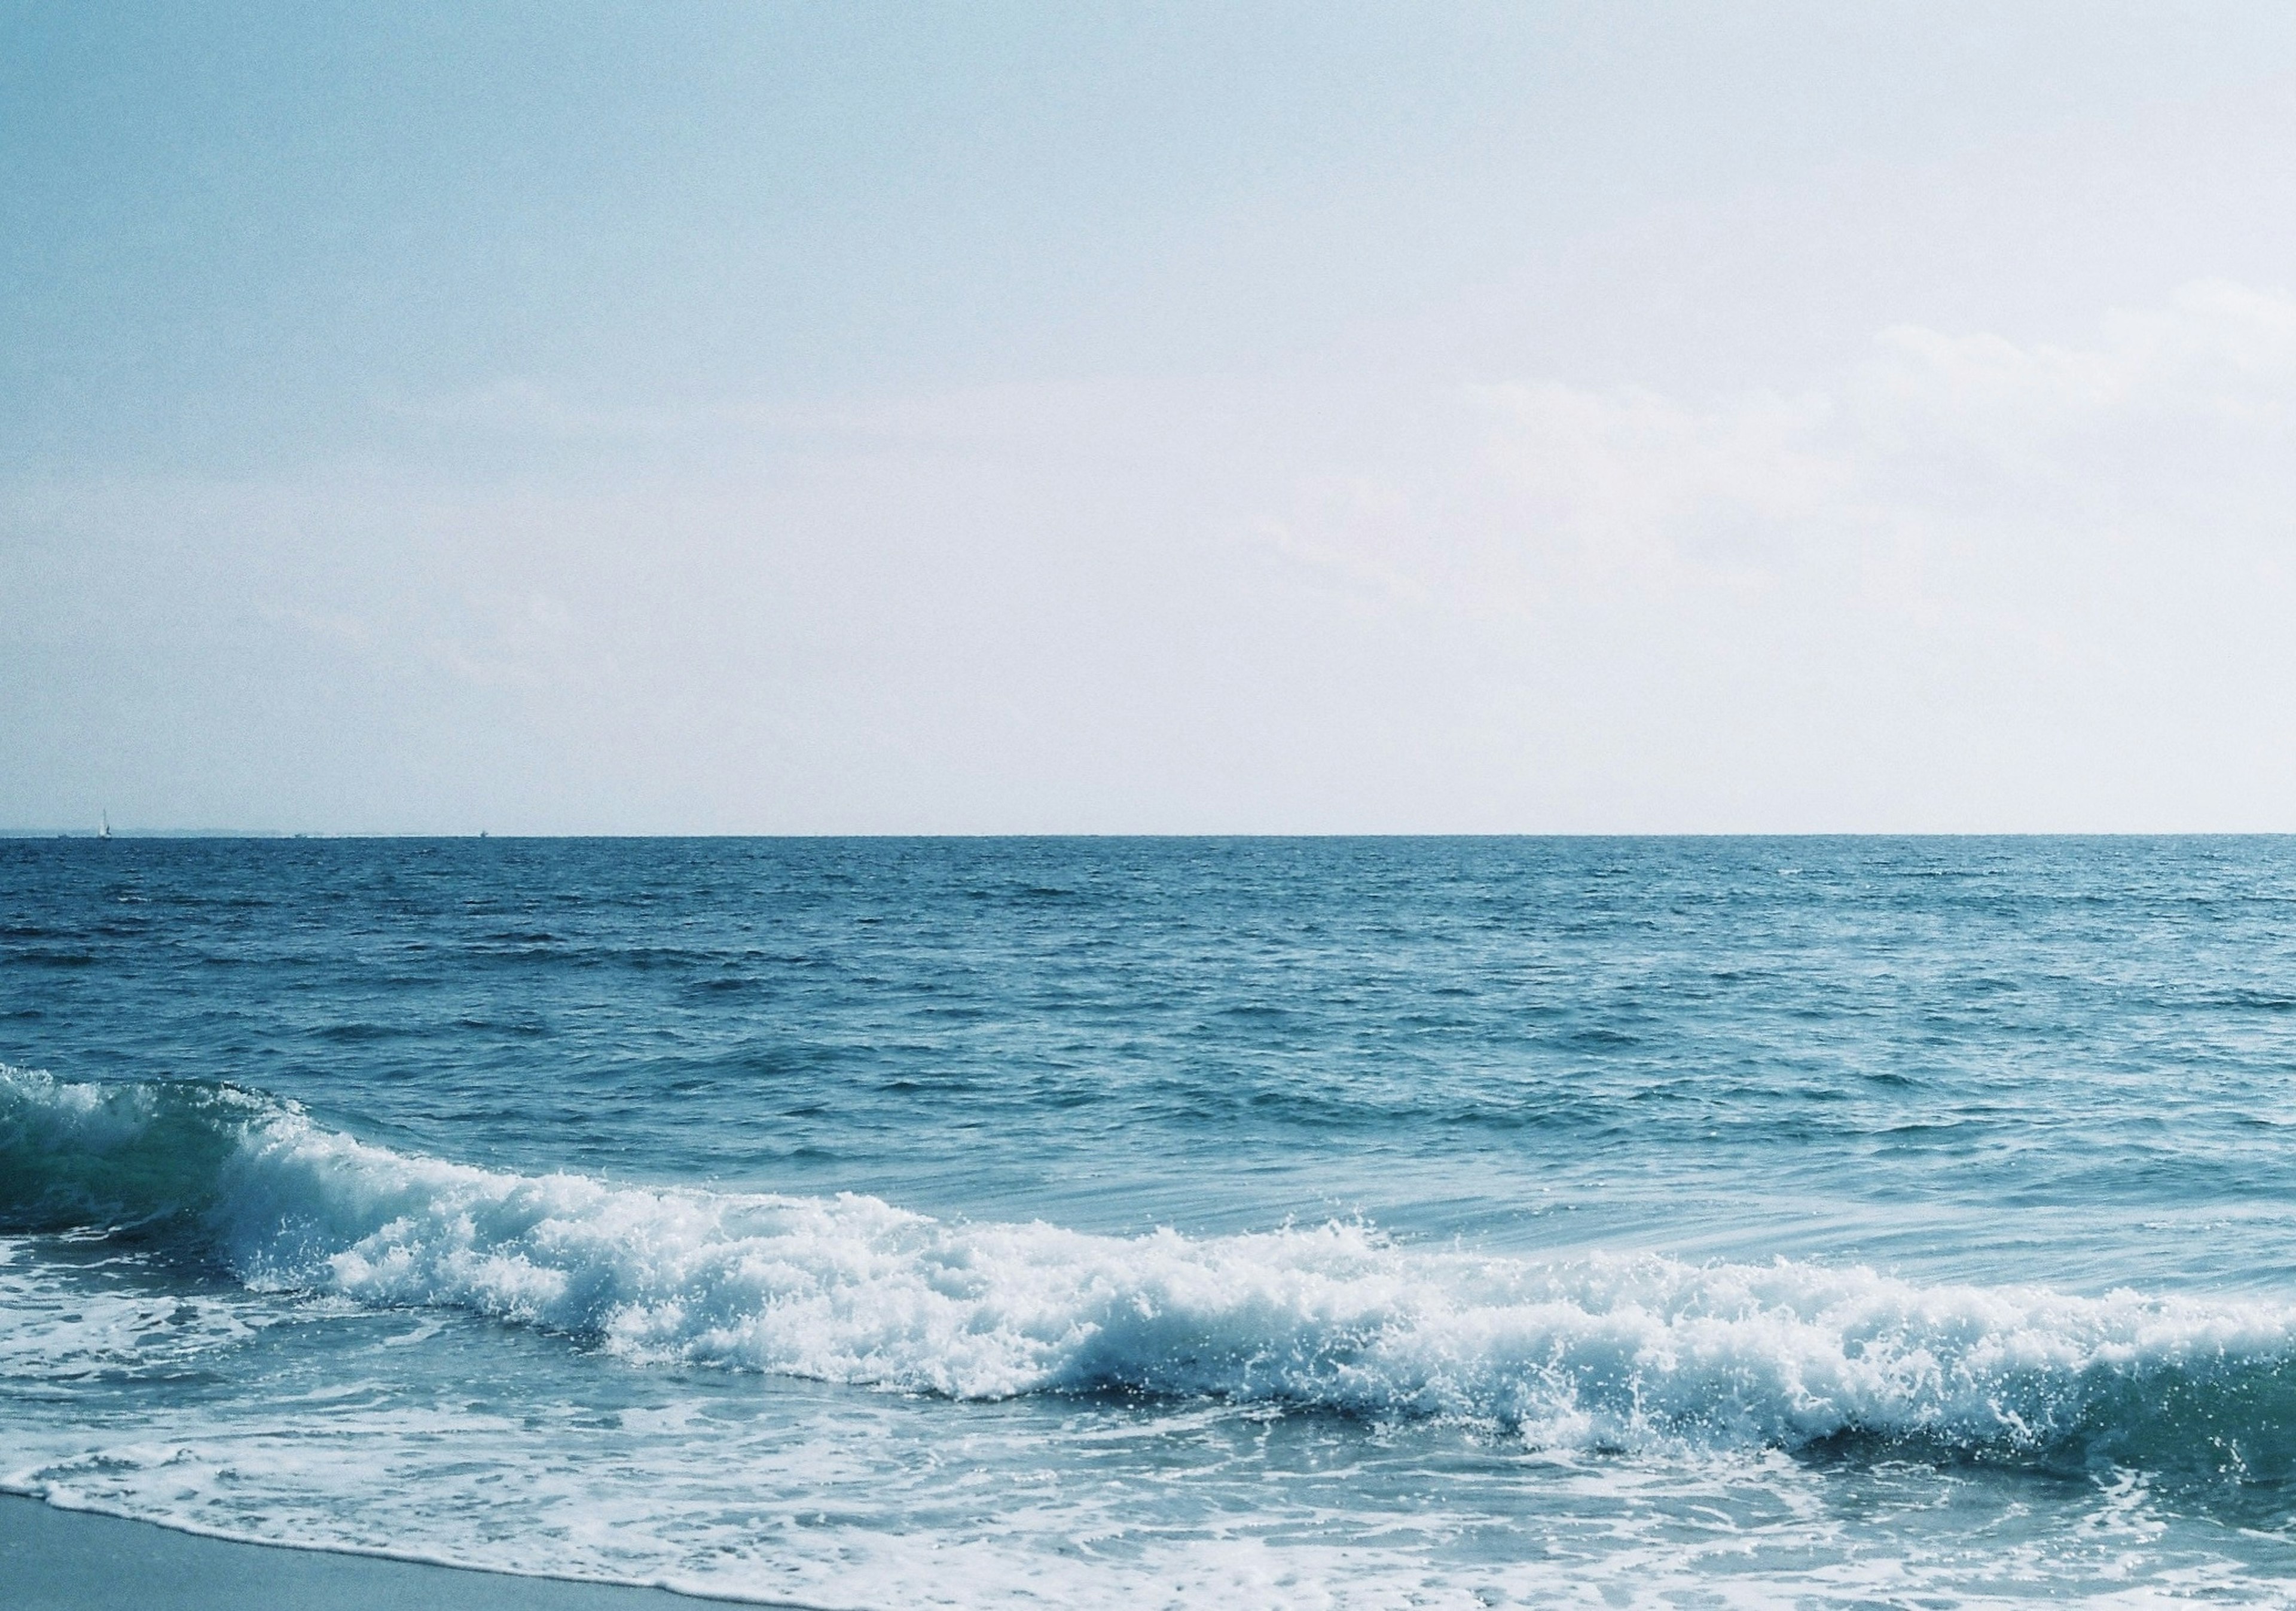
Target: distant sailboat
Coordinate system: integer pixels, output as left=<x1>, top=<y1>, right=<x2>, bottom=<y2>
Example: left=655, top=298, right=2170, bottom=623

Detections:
left=98, top=812, right=112, bottom=840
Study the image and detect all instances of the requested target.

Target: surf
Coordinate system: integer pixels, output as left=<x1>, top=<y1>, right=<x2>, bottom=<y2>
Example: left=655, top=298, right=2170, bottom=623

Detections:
left=8, top=1063, right=2296, bottom=1482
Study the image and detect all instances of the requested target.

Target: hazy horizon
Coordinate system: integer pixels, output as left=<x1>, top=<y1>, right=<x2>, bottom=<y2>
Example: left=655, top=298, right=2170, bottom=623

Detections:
left=14, top=827, right=2296, bottom=843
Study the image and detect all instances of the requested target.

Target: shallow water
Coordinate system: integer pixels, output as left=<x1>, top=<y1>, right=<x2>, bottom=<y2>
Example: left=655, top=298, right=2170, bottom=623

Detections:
left=6, top=836, right=2296, bottom=1606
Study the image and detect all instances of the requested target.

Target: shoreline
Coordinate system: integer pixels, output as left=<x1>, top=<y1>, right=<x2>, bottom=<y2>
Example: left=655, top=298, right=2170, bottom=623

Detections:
left=0, top=1494, right=803, bottom=1611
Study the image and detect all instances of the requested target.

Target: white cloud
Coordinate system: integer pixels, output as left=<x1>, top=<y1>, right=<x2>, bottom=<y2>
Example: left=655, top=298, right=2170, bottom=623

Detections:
left=8, top=285, right=2296, bottom=832
left=1231, top=282, right=2296, bottom=828
left=1272, top=279, right=2296, bottom=604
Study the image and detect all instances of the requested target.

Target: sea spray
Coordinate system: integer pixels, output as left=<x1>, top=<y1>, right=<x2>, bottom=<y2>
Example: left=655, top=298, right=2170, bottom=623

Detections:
left=10, top=1065, right=2296, bottom=1477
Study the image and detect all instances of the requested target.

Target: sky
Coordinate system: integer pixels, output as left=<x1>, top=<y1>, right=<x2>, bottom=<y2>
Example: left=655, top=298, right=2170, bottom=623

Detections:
left=7, top=1, right=2296, bottom=833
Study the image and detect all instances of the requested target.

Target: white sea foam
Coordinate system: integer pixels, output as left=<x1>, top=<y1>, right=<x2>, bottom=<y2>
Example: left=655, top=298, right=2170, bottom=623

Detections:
left=13, top=1068, right=2296, bottom=1606
left=8, top=1066, right=2295, bottom=1464
left=0, top=1242, right=265, bottom=1380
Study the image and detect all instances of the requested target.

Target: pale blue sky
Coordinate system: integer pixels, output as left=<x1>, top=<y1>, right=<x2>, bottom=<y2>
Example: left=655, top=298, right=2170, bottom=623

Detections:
left=9, top=4, right=2296, bottom=831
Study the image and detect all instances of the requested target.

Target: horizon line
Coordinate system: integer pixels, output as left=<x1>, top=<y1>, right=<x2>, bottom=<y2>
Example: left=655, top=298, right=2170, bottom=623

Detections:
left=7, top=829, right=2295, bottom=842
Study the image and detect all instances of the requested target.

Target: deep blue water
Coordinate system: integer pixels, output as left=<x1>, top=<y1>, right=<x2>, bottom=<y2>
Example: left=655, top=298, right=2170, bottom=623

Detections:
left=7, top=836, right=2296, bottom=1606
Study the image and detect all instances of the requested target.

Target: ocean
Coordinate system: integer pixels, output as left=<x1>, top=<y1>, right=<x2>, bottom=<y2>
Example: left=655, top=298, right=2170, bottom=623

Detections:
left=6, top=835, right=2296, bottom=1607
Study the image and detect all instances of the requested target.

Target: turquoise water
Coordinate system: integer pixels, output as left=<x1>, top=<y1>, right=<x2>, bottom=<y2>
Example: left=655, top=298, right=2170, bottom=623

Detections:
left=6, top=836, right=2296, bottom=1606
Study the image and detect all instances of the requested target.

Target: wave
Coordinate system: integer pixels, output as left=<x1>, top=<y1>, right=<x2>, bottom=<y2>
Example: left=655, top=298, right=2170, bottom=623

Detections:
left=8, top=1065, right=2296, bottom=1479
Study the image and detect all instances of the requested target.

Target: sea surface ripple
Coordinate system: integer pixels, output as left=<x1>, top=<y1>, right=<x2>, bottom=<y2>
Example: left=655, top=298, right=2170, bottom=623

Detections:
left=5, top=836, right=2296, bottom=1607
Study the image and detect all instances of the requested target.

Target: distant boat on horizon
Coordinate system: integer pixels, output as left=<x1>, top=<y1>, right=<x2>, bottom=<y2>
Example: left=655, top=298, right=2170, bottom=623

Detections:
left=98, top=812, right=111, bottom=840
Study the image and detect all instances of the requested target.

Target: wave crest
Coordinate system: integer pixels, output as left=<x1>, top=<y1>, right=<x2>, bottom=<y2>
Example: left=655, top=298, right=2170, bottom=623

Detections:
left=8, top=1065, right=2296, bottom=1477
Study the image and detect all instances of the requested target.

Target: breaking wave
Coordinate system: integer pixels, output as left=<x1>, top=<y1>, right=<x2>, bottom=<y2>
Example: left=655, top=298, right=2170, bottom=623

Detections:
left=8, top=1065, right=2296, bottom=1478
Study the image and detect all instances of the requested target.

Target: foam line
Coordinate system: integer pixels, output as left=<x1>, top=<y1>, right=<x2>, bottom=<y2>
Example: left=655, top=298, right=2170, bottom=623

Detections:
left=8, top=1066, right=2295, bottom=1472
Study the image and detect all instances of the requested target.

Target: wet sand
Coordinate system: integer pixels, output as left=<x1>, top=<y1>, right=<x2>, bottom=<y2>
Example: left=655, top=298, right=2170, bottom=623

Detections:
left=0, top=1495, right=777, bottom=1610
